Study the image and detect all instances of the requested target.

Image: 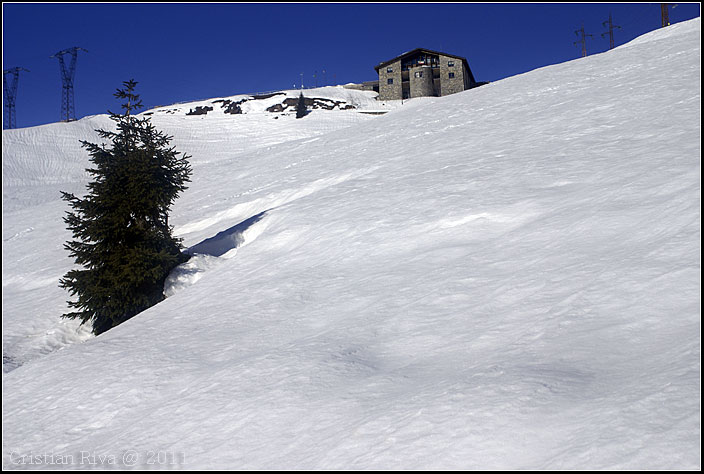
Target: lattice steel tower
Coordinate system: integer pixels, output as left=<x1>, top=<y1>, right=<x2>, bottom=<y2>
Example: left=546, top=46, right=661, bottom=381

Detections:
left=51, top=47, right=87, bottom=122
left=3, top=67, right=29, bottom=129
left=573, top=24, right=593, bottom=58
left=601, top=13, right=621, bottom=50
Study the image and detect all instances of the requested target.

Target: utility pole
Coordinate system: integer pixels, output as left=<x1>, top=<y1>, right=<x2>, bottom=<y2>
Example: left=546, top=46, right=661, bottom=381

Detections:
left=601, top=13, right=621, bottom=50
left=300, top=72, right=304, bottom=90
left=574, top=24, right=594, bottom=58
left=51, top=47, right=87, bottom=122
left=3, top=67, right=29, bottom=129
left=314, top=70, right=317, bottom=88
left=661, top=4, right=677, bottom=27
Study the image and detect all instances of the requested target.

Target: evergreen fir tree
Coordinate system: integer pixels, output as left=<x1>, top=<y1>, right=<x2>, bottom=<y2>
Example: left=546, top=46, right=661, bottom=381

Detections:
left=59, top=80, right=192, bottom=335
left=296, top=92, right=308, bottom=119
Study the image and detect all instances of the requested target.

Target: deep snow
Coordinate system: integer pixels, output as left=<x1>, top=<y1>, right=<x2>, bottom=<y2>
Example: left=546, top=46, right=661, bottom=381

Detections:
left=2, top=19, right=701, bottom=469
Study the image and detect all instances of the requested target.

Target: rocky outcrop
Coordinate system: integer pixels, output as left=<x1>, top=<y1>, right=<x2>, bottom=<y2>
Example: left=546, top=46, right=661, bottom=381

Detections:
left=163, top=93, right=359, bottom=117
left=267, top=97, right=356, bottom=113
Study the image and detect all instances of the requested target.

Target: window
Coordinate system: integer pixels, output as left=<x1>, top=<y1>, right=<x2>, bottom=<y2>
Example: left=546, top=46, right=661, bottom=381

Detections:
left=448, top=61, right=455, bottom=67
left=414, top=71, right=423, bottom=78
left=387, top=78, right=394, bottom=85
left=387, top=67, right=393, bottom=73
left=448, top=72, right=455, bottom=79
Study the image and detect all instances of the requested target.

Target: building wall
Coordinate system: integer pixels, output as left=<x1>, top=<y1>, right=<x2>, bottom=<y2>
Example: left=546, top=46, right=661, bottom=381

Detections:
left=409, top=65, right=435, bottom=98
left=377, top=51, right=475, bottom=100
left=439, top=54, right=466, bottom=96
left=378, top=60, right=402, bottom=100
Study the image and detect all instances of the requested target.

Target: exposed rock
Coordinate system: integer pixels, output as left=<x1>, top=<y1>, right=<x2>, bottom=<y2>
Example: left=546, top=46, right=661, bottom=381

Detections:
left=266, top=103, right=286, bottom=113
left=223, top=102, right=243, bottom=114
left=158, top=93, right=358, bottom=116
left=266, top=97, right=356, bottom=113
left=212, top=98, right=245, bottom=114
left=186, top=106, right=213, bottom=116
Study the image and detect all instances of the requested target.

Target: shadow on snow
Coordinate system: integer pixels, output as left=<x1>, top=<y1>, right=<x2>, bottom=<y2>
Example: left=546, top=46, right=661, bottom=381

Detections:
left=186, top=210, right=268, bottom=257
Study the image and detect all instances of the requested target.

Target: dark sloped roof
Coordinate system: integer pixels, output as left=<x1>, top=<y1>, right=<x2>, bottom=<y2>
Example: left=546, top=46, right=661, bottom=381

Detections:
left=374, top=48, right=472, bottom=74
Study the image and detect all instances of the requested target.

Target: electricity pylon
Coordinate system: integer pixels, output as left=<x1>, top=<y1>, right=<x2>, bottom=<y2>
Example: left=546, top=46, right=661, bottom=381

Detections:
left=601, top=13, right=622, bottom=50
left=51, top=47, right=87, bottom=122
left=574, top=24, right=594, bottom=58
left=661, top=4, right=678, bottom=27
left=3, top=67, right=29, bottom=130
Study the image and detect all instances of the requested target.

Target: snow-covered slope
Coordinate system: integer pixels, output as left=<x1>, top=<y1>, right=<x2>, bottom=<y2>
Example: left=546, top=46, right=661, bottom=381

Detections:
left=2, top=19, right=700, bottom=469
left=2, top=86, right=392, bottom=213
left=2, top=87, right=395, bottom=370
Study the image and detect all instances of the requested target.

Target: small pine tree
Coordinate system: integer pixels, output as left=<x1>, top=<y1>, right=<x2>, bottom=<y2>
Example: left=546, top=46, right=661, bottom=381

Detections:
left=296, top=92, right=308, bottom=119
left=60, top=80, right=192, bottom=335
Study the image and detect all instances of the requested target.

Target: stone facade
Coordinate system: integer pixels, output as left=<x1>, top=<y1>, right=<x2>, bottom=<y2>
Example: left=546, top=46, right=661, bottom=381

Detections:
left=439, top=54, right=465, bottom=96
left=378, top=60, right=402, bottom=102
left=409, top=65, right=435, bottom=98
left=375, top=48, right=477, bottom=101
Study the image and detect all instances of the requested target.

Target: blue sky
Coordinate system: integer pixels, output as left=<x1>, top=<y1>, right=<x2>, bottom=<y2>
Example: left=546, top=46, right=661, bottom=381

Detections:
left=3, top=2, right=701, bottom=128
